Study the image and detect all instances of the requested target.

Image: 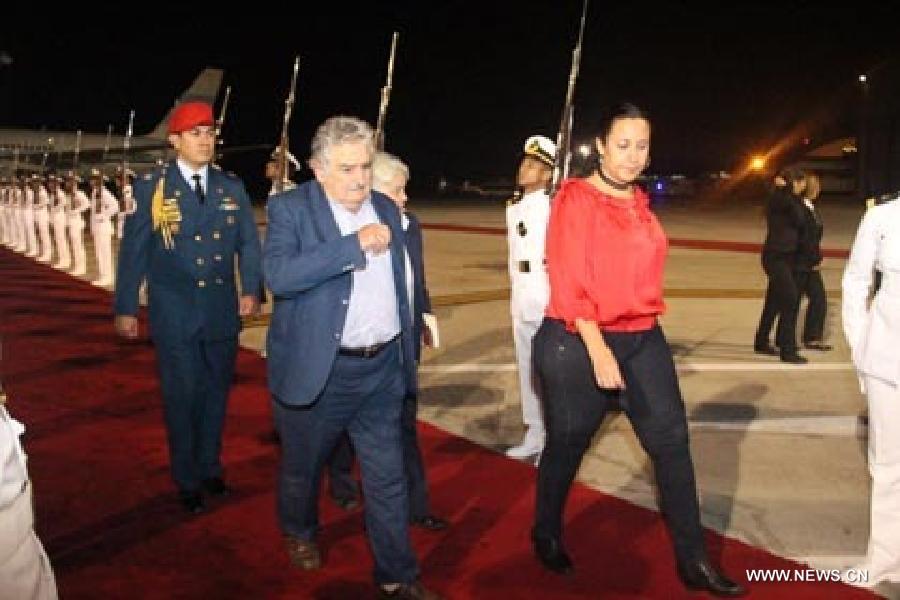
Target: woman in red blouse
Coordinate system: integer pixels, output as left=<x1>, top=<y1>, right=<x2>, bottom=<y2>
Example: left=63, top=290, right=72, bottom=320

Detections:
left=531, top=103, right=744, bottom=597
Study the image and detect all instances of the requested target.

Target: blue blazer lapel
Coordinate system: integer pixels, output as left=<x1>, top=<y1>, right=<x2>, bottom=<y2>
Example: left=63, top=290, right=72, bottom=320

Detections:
left=309, top=181, right=343, bottom=243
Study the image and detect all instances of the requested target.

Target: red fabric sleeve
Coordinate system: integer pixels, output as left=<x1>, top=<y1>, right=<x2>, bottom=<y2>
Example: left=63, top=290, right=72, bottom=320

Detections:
left=545, top=181, right=597, bottom=330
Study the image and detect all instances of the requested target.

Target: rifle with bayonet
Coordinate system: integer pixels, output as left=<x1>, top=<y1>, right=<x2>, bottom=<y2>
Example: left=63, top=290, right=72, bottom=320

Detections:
left=550, top=0, right=589, bottom=197
left=374, top=32, right=399, bottom=152
left=215, top=85, right=232, bottom=157
left=274, top=57, right=300, bottom=194
left=101, top=124, right=113, bottom=164
left=73, top=130, right=82, bottom=172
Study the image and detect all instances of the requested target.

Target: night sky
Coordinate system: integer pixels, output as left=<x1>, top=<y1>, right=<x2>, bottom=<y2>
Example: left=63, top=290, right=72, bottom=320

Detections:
left=1, top=2, right=896, bottom=193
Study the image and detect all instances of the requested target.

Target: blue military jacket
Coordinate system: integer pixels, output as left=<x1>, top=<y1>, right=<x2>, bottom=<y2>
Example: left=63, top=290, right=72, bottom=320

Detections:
left=114, top=161, right=262, bottom=343
left=263, top=180, right=416, bottom=407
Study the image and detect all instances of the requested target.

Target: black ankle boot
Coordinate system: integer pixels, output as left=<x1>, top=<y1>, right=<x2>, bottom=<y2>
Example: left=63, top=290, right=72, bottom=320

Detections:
left=531, top=534, right=574, bottom=574
left=678, top=558, right=746, bottom=597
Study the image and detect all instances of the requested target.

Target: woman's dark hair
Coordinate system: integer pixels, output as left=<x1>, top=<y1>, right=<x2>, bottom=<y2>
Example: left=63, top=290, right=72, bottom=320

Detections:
left=597, top=102, right=651, bottom=141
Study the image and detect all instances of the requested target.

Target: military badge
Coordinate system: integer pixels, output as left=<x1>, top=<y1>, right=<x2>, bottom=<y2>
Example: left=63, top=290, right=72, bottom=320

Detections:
left=219, top=197, right=240, bottom=211
left=226, top=215, right=236, bottom=225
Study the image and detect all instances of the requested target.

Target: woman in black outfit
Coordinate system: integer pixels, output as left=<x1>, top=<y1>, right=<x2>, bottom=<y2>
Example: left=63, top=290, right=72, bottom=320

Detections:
left=795, top=172, right=831, bottom=350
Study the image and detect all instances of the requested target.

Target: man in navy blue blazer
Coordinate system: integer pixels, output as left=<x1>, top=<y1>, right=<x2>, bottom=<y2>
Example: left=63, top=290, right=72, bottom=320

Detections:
left=263, top=117, right=440, bottom=599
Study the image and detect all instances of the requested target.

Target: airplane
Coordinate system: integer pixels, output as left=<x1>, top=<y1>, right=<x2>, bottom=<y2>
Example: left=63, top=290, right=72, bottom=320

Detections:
left=0, top=67, right=228, bottom=174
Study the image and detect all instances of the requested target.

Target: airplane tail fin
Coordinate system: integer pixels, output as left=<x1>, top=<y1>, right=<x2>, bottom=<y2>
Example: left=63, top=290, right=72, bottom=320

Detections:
left=147, top=68, right=224, bottom=139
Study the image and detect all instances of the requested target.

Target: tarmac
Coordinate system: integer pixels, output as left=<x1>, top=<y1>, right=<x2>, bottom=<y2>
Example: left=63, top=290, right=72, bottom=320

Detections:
left=72, top=189, right=896, bottom=597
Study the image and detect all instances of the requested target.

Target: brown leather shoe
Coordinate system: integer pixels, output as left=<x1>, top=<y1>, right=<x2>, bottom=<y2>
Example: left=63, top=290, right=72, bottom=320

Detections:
left=284, top=535, right=322, bottom=570
left=377, top=580, right=444, bottom=599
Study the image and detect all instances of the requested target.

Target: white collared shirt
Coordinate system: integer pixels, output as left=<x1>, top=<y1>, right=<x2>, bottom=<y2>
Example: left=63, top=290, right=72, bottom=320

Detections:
left=176, top=159, right=209, bottom=197
left=327, top=196, right=400, bottom=347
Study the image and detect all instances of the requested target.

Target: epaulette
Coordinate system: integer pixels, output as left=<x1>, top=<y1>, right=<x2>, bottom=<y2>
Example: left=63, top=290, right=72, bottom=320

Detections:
left=875, top=191, right=900, bottom=206
left=506, top=190, right=523, bottom=207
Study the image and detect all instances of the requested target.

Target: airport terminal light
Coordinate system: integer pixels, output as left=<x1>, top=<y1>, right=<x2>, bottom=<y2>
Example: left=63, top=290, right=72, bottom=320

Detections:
left=859, top=74, right=867, bottom=84
left=750, top=156, right=766, bottom=171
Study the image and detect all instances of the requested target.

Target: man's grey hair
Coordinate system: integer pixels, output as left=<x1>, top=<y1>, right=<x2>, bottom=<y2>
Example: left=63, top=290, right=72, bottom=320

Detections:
left=309, top=116, right=374, bottom=166
left=372, top=152, right=410, bottom=190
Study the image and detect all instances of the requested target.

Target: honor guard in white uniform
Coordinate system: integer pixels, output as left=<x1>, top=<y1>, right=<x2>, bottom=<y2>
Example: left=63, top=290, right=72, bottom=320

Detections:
left=842, top=193, right=900, bottom=587
left=0, top=179, right=9, bottom=247
left=14, top=177, right=28, bottom=253
left=115, top=167, right=136, bottom=240
left=48, top=174, right=71, bottom=270
left=0, top=373, right=59, bottom=599
left=33, top=175, right=53, bottom=263
left=89, top=169, right=117, bottom=287
left=505, top=135, right=557, bottom=460
left=64, top=171, right=90, bottom=276
left=23, top=178, right=39, bottom=258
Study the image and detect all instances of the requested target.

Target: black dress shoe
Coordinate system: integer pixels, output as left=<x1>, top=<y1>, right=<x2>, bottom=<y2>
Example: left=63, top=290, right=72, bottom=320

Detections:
left=678, top=558, right=746, bottom=597
left=179, top=492, right=205, bottom=515
left=780, top=351, right=808, bottom=364
left=203, top=477, right=232, bottom=497
left=803, top=341, right=833, bottom=351
left=532, top=534, right=574, bottom=574
left=411, top=515, right=449, bottom=531
left=753, top=343, right=778, bottom=356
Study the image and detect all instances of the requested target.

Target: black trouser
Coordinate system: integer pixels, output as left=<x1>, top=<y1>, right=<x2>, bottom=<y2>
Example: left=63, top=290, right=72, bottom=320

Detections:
left=532, top=318, right=706, bottom=566
left=328, top=393, right=432, bottom=518
left=794, top=269, right=827, bottom=343
left=754, top=253, right=800, bottom=352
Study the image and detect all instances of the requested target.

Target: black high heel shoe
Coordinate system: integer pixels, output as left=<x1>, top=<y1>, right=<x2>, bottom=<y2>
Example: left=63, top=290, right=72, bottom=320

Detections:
left=532, top=534, right=574, bottom=574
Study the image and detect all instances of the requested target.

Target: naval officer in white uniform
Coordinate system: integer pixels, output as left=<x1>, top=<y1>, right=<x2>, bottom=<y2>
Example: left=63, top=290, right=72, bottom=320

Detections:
left=506, top=135, right=557, bottom=461
left=843, top=193, right=900, bottom=587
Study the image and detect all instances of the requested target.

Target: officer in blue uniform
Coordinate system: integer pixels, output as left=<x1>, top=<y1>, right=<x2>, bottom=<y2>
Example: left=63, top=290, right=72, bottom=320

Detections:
left=113, top=101, right=262, bottom=514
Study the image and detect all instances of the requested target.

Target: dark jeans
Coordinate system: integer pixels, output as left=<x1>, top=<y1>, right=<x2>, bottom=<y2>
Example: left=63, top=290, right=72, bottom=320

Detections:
left=533, top=319, right=706, bottom=566
left=154, top=335, right=237, bottom=492
left=327, top=433, right=360, bottom=502
left=271, top=340, right=418, bottom=584
left=328, top=393, right=432, bottom=519
left=755, top=253, right=800, bottom=352
left=795, top=269, right=827, bottom=343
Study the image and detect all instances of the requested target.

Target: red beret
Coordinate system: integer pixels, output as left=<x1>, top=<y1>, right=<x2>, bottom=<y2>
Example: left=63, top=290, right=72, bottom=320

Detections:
left=168, top=101, right=214, bottom=134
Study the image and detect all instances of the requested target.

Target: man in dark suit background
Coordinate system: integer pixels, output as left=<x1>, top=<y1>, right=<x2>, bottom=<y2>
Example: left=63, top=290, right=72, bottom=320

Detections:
left=263, top=116, right=441, bottom=599
left=114, top=101, right=262, bottom=514
left=753, top=167, right=808, bottom=363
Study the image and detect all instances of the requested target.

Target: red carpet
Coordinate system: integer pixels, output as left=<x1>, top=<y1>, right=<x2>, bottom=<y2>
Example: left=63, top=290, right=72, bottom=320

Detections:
left=0, top=248, right=873, bottom=599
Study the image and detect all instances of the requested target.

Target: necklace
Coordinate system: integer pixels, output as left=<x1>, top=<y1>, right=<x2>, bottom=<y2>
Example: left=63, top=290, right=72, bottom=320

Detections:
left=598, top=169, right=631, bottom=192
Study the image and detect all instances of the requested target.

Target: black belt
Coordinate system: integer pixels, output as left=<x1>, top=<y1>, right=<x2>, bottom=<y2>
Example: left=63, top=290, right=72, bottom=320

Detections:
left=338, top=334, right=400, bottom=359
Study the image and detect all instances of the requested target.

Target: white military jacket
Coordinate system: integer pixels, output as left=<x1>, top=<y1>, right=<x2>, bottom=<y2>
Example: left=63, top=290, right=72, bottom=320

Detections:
left=507, top=189, right=551, bottom=322
left=842, top=199, right=900, bottom=385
